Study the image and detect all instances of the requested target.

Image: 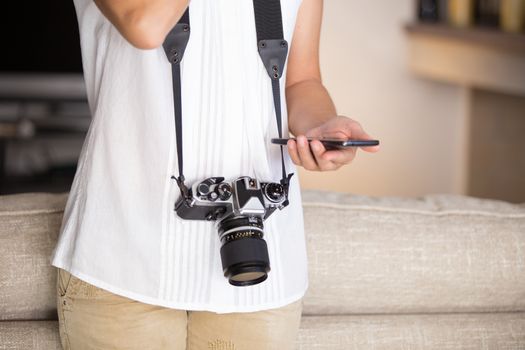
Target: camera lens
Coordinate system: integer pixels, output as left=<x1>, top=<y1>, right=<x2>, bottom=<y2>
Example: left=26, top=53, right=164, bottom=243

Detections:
left=217, top=216, right=270, bottom=286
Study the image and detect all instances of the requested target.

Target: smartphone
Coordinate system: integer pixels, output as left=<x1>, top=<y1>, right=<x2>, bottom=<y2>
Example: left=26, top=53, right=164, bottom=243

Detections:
left=271, top=138, right=380, bottom=150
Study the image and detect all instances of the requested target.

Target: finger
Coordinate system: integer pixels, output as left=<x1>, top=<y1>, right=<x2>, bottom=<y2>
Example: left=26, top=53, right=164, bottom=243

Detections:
left=322, top=148, right=357, bottom=165
left=320, top=118, right=362, bottom=139
left=296, top=135, right=319, bottom=171
left=310, top=140, right=339, bottom=171
left=287, top=140, right=302, bottom=166
left=359, top=136, right=381, bottom=153
left=348, top=128, right=381, bottom=153
left=361, top=144, right=381, bottom=153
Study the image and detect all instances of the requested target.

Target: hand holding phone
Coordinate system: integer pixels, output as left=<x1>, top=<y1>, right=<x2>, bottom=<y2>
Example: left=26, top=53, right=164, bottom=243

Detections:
left=280, top=115, right=380, bottom=171
left=271, top=137, right=380, bottom=151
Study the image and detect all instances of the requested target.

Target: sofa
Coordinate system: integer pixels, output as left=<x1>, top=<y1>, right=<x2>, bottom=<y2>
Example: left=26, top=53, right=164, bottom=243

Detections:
left=1, top=190, right=524, bottom=349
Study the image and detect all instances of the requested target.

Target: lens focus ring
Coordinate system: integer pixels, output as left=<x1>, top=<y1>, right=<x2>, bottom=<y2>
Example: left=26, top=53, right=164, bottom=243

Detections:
left=218, top=216, right=263, bottom=243
left=217, top=216, right=269, bottom=287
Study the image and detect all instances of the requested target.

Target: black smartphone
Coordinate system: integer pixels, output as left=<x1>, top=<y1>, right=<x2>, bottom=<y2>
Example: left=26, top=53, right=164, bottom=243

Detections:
left=271, top=138, right=380, bottom=150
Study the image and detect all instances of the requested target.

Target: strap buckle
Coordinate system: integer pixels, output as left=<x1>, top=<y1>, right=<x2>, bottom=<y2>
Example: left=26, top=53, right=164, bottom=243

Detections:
left=257, top=39, right=288, bottom=80
left=163, top=23, right=190, bottom=65
left=171, top=175, right=191, bottom=201
left=279, top=172, right=294, bottom=208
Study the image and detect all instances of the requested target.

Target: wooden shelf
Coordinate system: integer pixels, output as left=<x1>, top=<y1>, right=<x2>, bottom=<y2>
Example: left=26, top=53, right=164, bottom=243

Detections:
left=405, top=23, right=525, bottom=95
left=406, top=23, right=525, bottom=203
left=405, top=23, right=525, bottom=53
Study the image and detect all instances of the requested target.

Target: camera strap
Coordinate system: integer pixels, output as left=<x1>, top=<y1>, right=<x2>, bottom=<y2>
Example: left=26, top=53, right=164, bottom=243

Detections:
left=253, top=0, right=294, bottom=203
left=163, top=9, right=191, bottom=199
left=163, top=1, right=293, bottom=204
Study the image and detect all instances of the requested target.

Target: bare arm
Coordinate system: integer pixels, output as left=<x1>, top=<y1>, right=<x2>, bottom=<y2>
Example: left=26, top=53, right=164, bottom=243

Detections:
left=285, top=0, right=379, bottom=171
left=285, top=0, right=335, bottom=137
left=93, top=0, right=190, bottom=49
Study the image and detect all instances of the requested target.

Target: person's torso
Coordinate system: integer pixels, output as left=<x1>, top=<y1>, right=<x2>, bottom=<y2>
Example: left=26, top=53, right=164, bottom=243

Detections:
left=50, top=0, right=308, bottom=313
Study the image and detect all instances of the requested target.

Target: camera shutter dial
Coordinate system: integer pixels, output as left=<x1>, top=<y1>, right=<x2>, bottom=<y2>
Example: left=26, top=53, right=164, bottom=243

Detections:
left=197, top=183, right=211, bottom=196
left=217, top=183, right=232, bottom=201
left=197, top=177, right=225, bottom=197
left=264, top=183, right=285, bottom=203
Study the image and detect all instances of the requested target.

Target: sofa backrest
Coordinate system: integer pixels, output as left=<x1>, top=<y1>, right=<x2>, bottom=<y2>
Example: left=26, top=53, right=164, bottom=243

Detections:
left=301, top=191, right=525, bottom=315
left=1, top=191, right=524, bottom=320
left=0, top=193, right=67, bottom=321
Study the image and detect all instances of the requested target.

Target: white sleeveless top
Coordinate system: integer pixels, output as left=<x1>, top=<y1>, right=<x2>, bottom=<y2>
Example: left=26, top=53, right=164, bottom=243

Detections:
left=50, top=0, right=308, bottom=313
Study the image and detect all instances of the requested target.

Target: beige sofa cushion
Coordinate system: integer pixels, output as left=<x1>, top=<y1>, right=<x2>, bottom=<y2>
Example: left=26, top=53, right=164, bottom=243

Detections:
left=2, top=314, right=523, bottom=350
left=0, top=192, right=68, bottom=321
left=0, top=321, right=61, bottom=350
left=297, top=312, right=525, bottom=350
left=1, top=191, right=524, bottom=320
left=302, top=191, right=525, bottom=315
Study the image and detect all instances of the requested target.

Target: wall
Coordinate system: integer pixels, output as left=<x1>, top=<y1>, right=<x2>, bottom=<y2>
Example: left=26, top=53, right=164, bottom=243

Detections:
left=469, top=89, right=525, bottom=203
left=297, top=0, right=468, bottom=197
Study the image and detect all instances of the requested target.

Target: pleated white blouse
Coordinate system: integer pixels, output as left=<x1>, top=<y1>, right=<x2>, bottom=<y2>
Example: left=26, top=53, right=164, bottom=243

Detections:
left=50, top=0, right=308, bottom=313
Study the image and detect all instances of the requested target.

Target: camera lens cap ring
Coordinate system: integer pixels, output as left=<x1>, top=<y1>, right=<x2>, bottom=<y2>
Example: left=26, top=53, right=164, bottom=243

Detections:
left=220, top=237, right=270, bottom=287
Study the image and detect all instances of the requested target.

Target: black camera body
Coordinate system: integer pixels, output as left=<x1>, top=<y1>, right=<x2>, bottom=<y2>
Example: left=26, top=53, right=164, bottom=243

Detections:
left=175, top=176, right=288, bottom=221
left=174, top=176, right=290, bottom=286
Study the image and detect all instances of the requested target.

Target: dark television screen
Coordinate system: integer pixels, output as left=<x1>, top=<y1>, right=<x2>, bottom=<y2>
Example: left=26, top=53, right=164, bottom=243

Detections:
left=0, top=0, right=83, bottom=73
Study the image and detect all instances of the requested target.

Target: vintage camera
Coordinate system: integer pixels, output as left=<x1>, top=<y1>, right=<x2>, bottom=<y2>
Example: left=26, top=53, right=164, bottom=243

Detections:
left=174, top=176, right=290, bottom=286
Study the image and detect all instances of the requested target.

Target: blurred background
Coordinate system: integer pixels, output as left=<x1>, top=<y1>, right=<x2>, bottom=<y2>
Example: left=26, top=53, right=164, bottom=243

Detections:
left=0, top=0, right=524, bottom=202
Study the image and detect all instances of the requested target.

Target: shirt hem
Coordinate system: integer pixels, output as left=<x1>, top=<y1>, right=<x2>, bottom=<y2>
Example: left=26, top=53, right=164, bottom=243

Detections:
left=51, top=260, right=308, bottom=314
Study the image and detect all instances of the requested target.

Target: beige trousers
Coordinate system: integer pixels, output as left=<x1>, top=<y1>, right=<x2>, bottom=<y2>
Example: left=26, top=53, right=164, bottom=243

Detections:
left=56, top=268, right=302, bottom=350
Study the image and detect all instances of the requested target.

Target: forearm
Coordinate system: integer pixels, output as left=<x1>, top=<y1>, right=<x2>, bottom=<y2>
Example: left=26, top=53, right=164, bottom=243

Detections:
left=286, top=79, right=337, bottom=136
left=94, top=0, right=190, bottom=49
